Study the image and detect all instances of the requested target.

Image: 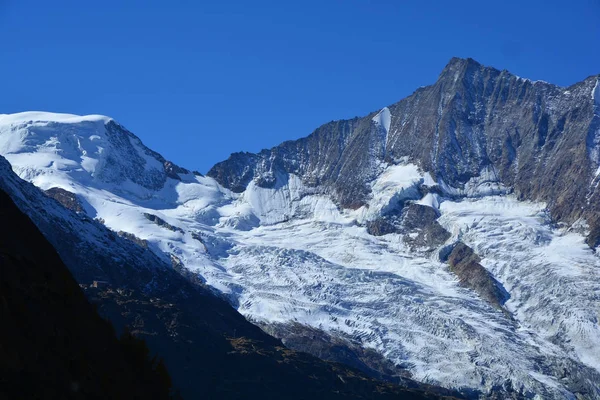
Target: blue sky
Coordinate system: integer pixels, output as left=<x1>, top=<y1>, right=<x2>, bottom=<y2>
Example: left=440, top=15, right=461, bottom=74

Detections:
left=1, top=0, right=599, bottom=172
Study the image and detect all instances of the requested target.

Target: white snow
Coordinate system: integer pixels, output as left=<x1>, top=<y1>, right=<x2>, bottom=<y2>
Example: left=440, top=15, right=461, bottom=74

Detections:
left=372, top=107, right=391, bottom=133
left=372, top=107, right=392, bottom=150
left=352, top=163, right=425, bottom=222
left=416, top=192, right=440, bottom=209
left=0, top=111, right=112, bottom=125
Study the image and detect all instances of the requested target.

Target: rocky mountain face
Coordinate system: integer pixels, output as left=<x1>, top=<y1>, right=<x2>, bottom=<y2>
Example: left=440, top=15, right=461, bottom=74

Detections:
left=1, top=58, right=600, bottom=399
left=209, top=57, right=600, bottom=243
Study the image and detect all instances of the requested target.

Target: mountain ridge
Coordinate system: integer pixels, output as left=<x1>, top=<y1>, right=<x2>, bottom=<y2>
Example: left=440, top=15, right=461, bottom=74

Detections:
left=208, top=57, right=600, bottom=245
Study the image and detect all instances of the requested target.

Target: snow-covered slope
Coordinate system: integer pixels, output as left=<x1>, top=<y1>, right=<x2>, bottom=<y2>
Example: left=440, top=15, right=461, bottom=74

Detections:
left=2, top=86, right=600, bottom=398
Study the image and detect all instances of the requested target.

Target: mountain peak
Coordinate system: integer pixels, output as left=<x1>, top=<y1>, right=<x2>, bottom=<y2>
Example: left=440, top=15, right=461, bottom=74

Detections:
left=440, top=57, right=485, bottom=73
left=444, top=56, right=482, bottom=69
left=437, top=57, right=500, bottom=84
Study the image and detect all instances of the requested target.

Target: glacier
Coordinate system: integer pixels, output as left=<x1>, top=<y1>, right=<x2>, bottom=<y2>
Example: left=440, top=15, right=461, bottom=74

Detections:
left=1, top=111, right=599, bottom=398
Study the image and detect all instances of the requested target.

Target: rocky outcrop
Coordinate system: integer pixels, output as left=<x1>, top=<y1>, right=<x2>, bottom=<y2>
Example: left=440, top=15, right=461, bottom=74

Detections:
left=143, top=213, right=184, bottom=233
left=366, top=217, right=400, bottom=236
left=117, top=230, right=149, bottom=248
left=44, top=187, right=85, bottom=213
left=400, top=204, right=451, bottom=250
left=443, top=242, right=509, bottom=309
left=367, top=203, right=451, bottom=250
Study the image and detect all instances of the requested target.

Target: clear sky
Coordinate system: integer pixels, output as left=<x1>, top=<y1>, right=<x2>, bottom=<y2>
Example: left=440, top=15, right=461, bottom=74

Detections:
left=1, top=0, right=599, bottom=172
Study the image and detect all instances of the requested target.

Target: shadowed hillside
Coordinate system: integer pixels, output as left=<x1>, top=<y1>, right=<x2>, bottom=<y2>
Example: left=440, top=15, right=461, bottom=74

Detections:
left=0, top=189, right=173, bottom=400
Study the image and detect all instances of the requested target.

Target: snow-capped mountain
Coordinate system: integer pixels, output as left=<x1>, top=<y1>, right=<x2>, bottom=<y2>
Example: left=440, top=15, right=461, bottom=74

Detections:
left=1, top=57, right=600, bottom=399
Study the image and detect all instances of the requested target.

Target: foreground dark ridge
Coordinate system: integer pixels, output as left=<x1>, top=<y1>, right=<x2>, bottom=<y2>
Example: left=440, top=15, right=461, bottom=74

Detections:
left=0, top=188, right=172, bottom=400
left=209, top=57, right=600, bottom=245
